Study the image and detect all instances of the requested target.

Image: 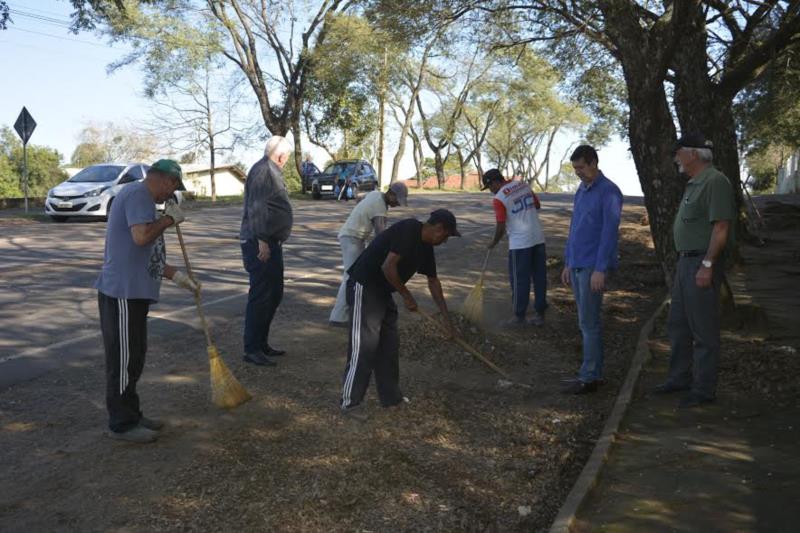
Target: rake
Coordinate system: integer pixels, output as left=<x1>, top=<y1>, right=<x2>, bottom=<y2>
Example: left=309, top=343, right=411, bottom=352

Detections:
left=416, top=308, right=532, bottom=390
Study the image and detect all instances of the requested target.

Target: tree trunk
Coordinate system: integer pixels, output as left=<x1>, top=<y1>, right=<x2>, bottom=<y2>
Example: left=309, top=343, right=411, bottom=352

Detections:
left=671, top=6, right=745, bottom=218
left=457, top=148, right=466, bottom=189
left=377, top=46, right=387, bottom=187
left=434, top=150, right=445, bottom=189
left=391, top=43, right=435, bottom=184
left=291, top=116, right=303, bottom=183
left=599, top=1, right=689, bottom=282
left=209, top=137, right=217, bottom=202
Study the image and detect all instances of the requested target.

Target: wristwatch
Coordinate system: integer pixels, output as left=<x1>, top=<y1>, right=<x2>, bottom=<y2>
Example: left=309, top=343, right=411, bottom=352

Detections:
left=701, top=259, right=713, bottom=268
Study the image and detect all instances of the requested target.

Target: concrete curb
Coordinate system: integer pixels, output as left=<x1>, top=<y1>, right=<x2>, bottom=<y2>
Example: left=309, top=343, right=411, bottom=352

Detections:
left=549, top=295, right=670, bottom=533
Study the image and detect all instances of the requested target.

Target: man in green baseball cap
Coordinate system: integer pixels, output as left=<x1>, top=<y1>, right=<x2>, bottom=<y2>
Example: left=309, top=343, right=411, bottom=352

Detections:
left=94, top=157, right=198, bottom=443
left=150, top=158, right=187, bottom=191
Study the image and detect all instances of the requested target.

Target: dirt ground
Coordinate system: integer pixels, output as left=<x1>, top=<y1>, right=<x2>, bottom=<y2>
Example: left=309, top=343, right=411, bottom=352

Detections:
left=0, top=198, right=664, bottom=532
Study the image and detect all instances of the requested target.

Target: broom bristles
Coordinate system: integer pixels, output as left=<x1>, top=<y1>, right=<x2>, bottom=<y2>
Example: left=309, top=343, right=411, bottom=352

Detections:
left=461, top=277, right=485, bottom=324
left=208, top=346, right=252, bottom=409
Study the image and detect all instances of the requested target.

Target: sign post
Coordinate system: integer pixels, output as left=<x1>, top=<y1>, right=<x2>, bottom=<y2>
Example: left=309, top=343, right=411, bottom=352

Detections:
left=13, top=107, right=37, bottom=213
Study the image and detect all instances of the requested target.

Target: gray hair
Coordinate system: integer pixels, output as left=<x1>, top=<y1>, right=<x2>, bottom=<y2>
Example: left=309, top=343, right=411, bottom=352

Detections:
left=265, top=136, right=292, bottom=158
left=692, top=147, right=713, bottom=162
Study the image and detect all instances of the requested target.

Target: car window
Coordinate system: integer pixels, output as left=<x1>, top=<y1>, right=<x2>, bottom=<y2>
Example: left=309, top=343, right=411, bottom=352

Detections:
left=68, top=165, right=125, bottom=183
left=363, top=164, right=376, bottom=176
left=127, top=165, right=144, bottom=181
left=323, top=162, right=358, bottom=177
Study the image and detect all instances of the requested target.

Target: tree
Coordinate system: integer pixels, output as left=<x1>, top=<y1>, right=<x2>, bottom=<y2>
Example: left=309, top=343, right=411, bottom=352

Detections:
left=0, top=127, right=67, bottom=197
left=415, top=49, right=489, bottom=188
left=462, top=0, right=800, bottom=278
left=70, top=0, right=354, bottom=178
left=148, top=57, right=251, bottom=202
left=736, top=41, right=800, bottom=191
left=71, top=122, right=158, bottom=165
left=303, top=14, right=384, bottom=162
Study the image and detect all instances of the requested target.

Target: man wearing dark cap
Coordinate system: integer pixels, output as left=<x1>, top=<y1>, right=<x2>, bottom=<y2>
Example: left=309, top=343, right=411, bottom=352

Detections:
left=339, top=209, right=459, bottom=420
left=654, top=132, right=735, bottom=408
left=482, top=168, right=548, bottom=327
left=95, top=159, right=200, bottom=443
left=329, top=181, right=409, bottom=326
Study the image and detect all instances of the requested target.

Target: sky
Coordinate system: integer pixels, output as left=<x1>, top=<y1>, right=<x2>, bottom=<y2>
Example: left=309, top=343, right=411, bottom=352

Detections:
left=0, top=0, right=643, bottom=196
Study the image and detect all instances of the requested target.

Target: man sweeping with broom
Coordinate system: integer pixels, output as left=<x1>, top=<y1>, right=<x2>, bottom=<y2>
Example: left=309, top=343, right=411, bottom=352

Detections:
left=482, top=169, right=548, bottom=327
left=340, top=209, right=460, bottom=421
left=95, top=159, right=199, bottom=443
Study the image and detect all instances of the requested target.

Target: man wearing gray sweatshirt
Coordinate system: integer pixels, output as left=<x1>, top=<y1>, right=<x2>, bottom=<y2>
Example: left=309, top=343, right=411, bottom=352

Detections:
left=240, top=136, right=294, bottom=366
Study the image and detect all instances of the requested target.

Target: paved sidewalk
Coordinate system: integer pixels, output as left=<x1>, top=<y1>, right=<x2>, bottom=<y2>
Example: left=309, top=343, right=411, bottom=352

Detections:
left=574, top=196, right=800, bottom=532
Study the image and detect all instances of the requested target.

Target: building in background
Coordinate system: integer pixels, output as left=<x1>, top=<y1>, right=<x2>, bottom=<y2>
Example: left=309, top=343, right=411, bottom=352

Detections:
left=181, top=164, right=247, bottom=197
left=777, top=150, right=800, bottom=194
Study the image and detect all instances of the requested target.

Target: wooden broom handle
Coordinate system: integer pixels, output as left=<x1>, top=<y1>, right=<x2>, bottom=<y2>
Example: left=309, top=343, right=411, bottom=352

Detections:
left=416, top=308, right=511, bottom=380
left=174, top=224, right=213, bottom=347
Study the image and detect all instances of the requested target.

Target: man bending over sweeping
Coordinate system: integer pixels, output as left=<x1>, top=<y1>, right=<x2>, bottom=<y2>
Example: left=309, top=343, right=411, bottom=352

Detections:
left=95, top=160, right=199, bottom=443
left=340, top=209, right=460, bottom=421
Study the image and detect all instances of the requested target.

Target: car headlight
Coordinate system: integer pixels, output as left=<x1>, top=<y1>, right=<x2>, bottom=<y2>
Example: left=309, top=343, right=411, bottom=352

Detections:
left=47, top=189, right=54, bottom=198
left=85, top=186, right=109, bottom=197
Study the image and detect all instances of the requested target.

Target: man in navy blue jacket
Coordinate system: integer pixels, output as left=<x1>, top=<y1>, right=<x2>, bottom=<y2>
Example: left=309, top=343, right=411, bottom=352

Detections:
left=239, top=136, right=294, bottom=366
left=560, top=145, right=623, bottom=394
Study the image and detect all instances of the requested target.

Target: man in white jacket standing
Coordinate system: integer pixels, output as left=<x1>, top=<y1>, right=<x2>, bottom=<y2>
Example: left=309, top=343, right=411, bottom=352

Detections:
left=329, top=182, right=408, bottom=326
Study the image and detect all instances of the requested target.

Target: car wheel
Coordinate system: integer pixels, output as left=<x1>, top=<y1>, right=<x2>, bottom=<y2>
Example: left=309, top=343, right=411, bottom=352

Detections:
left=350, top=182, right=360, bottom=200
left=50, top=215, right=68, bottom=222
left=312, top=185, right=322, bottom=200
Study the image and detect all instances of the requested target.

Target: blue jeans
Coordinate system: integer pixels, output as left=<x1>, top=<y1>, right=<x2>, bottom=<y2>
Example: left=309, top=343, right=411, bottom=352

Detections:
left=241, top=239, right=284, bottom=354
left=570, top=268, right=604, bottom=383
left=508, top=243, right=548, bottom=318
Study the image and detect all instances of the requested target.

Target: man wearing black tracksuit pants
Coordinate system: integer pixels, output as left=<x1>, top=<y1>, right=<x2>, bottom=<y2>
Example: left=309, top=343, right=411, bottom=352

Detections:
left=340, top=209, right=460, bottom=419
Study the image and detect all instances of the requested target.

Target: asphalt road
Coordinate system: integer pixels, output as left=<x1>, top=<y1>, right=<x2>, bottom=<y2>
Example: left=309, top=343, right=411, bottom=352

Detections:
left=0, top=191, right=624, bottom=391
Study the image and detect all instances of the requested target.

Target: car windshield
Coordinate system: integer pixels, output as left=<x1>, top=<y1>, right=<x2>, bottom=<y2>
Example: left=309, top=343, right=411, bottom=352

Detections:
left=68, top=166, right=124, bottom=183
left=323, top=162, right=358, bottom=177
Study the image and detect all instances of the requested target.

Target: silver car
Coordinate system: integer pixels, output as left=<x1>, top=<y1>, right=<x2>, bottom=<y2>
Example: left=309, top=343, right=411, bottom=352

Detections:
left=45, top=163, right=179, bottom=222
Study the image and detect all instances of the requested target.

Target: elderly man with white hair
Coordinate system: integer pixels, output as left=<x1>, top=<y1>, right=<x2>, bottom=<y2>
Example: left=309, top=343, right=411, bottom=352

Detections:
left=653, top=132, right=735, bottom=408
left=239, top=135, right=295, bottom=366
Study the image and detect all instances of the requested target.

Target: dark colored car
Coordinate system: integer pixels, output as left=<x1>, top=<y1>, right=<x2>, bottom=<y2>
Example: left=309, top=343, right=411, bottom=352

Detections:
left=310, top=159, right=379, bottom=200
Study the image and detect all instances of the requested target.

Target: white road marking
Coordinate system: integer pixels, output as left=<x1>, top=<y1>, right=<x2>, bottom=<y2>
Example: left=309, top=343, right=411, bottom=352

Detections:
left=0, top=270, right=322, bottom=365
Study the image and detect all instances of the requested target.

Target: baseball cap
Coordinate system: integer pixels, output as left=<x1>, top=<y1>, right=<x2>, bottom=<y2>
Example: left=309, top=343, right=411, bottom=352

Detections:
left=150, top=159, right=186, bottom=190
left=427, top=208, right=460, bottom=237
left=388, top=181, right=409, bottom=206
left=481, top=168, right=504, bottom=190
left=674, top=132, right=713, bottom=153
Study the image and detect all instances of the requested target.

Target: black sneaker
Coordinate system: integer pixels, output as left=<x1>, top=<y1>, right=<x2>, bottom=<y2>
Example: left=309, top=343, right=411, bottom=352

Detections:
left=262, top=345, right=286, bottom=357
left=561, top=380, right=598, bottom=395
left=678, top=393, right=715, bottom=409
left=652, top=382, right=691, bottom=395
left=243, top=352, right=276, bottom=366
left=341, top=404, right=368, bottom=422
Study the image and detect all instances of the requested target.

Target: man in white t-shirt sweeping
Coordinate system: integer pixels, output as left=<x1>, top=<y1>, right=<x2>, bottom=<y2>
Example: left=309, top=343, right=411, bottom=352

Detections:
left=329, top=181, right=409, bottom=326
left=483, top=168, right=548, bottom=327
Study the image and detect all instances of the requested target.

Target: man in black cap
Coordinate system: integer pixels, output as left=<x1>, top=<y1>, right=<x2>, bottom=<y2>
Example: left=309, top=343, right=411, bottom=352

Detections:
left=653, top=132, right=735, bottom=408
left=340, top=209, right=459, bottom=420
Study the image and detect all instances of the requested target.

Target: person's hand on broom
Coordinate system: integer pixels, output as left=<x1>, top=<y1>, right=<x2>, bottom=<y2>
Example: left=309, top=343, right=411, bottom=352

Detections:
left=164, top=264, right=201, bottom=293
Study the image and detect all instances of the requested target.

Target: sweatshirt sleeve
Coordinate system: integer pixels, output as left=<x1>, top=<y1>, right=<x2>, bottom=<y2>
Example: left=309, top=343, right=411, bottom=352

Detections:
left=594, top=185, right=623, bottom=272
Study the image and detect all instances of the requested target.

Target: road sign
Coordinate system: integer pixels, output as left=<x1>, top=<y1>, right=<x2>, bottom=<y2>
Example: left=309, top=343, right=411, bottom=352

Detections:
left=14, top=107, right=36, bottom=145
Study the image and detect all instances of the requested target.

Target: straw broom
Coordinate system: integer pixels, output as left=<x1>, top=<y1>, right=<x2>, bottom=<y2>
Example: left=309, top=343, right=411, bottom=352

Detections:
left=174, top=224, right=252, bottom=409
left=461, top=248, right=492, bottom=324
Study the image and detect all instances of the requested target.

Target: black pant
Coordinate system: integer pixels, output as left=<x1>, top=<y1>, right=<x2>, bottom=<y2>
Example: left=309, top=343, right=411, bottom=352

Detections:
left=341, top=280, right=402, bottom=408
left=241, top=238, right=284, bottom=353
left=98, top=292, right=150, bottom=432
